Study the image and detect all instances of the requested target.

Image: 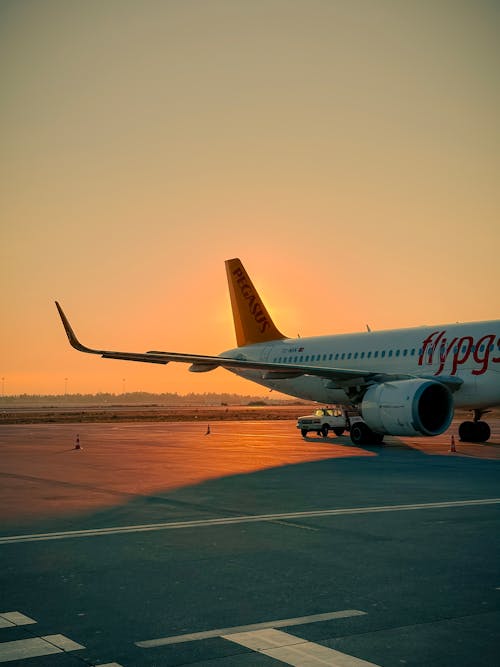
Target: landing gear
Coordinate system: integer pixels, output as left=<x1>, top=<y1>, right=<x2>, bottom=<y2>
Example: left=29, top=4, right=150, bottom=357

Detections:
left=301, top=429, right=308, bottom=438
left=459, top=410, right=491, bottom=443
left=350, top=422, right=384, bottom=446
left=321, top=424, right=329, bottom=438
left=333, top=427, right=345, bottom=436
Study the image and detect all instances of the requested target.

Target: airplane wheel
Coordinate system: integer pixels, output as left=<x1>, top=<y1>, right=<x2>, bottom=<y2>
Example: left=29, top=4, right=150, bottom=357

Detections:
left=459, top=421, right=491, bottom=443
left=301, top=429, right=308, bottom=438
left=372, top=433, right=385, bottom=445
left=333, top=427, right=345, bottom=436
left=350, top=422, right=369, bottom=445
left=321, top=424, right=329, bottom=438
left=477, top=421, right=491, bottom=441
left=459, top=421, right=475, bottom=442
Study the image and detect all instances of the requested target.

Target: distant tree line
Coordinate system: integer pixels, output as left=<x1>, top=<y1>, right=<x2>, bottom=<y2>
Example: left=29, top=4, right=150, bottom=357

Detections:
left=0, top=392, right=307, bottom=407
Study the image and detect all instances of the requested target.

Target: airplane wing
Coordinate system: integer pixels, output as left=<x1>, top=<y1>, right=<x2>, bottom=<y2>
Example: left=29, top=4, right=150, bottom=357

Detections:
left=55, top=302, right=463, bottom=390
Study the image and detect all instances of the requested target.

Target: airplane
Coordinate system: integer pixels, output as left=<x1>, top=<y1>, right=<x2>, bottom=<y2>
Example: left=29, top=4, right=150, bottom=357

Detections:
left=56, top=257, right=500, bottom=445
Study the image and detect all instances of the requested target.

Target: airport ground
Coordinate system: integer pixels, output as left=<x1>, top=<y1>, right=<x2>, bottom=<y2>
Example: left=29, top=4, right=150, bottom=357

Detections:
left=0, top=409, right=499, bottom=666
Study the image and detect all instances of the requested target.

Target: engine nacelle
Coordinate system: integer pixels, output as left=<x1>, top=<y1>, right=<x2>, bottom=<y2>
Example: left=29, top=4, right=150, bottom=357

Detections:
left=360, top=378, right=454, bottom=436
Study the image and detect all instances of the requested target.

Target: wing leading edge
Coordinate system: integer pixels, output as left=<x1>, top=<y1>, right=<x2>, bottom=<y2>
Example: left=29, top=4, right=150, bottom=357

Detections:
left=54, top=302, right=463, bottom=390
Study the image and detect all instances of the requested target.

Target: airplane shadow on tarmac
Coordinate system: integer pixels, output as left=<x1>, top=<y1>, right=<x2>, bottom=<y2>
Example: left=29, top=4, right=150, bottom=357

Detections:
left=14, top=435, right=499, bottom=537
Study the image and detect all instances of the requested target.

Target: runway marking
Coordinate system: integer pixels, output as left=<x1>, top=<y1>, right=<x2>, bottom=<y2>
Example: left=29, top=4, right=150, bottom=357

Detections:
left=1, top=498, right=499, bottom=545
left=0, top=634, right=84, bottom=663
left=224, top=628, right=381, bottom=666
left=136, top=609, right=365, bottom=648
left=0, top=612, right=36, bottom=629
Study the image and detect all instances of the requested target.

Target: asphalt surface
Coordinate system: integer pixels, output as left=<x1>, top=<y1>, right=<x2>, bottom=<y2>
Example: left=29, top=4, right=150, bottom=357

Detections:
left=0, top=418, right=499, bottom=666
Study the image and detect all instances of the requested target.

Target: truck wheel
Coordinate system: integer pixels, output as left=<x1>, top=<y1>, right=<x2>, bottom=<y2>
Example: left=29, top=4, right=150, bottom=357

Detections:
left=333, top=427, right=344, bottom=436
left=321, top=424, right=329, bottom=438
left=301, top=429, right=308, bottom=438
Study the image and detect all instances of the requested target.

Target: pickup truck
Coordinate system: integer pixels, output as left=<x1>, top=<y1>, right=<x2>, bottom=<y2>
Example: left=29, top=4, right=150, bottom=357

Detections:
left=296, top=407, right=348, bottom=438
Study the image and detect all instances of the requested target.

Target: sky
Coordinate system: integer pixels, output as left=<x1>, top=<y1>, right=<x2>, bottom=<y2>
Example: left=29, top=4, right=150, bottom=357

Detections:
left=1, top=0, right=499, bottom=397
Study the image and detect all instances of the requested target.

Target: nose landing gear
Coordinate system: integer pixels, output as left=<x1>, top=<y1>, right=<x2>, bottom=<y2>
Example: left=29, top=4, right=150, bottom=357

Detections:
left=458, top=409, right=491, bottom=443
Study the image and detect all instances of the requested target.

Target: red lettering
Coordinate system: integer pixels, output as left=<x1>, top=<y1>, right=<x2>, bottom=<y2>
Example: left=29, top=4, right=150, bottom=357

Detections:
left=472, top=334, right=496, bottom=376
left=450, top=336, right=473, bottom=375
left=423, top=330, right=500, bottom=376
left=494, top=337, right=500, bottom=363
left=435, top=336, right=458, bottom=375
left=419, top=331, right=440, bottom=366
left=232, top=268, right=270, bottom=332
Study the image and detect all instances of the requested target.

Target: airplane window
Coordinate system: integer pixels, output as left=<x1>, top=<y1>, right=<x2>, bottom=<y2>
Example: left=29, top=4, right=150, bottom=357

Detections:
left=305, top=355, right=309, bottom=361
left=299, top=356, right=303, bottom=362
left=395, top=350, right=400, bottom=357
left=341, top=353, right=345, bottom=360
left=374, top=351, right=378, bottom=358
left=347, top=353, right=352, bottom=359
left=403, top=350, right=407, bottom=356
left=335, top=353, right=339, bottom=360
left=323, top=354, right=327, bottom=361
left=354, top=352, right=358, bottom=359
left=360, top=352, right=365, bottom=359
left=329, top=354, right=333, bottom=360
left=480, top=345, right=485, bottom=352
left=417, top=348, right=421, bottom=355
left=367, top=351, right=371, bottom=358
left=381, top=351, right=386, bottom=358
left=294, top=356, right=298, bottom=362
left=388, top=350, right=392, bottom=357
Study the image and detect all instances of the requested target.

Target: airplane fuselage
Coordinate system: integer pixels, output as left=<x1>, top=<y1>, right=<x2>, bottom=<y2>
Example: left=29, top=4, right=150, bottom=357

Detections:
left=222, top=320, right=500, bottom=409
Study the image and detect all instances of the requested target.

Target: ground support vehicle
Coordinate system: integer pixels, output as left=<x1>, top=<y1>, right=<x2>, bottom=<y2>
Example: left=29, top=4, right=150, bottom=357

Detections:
left=296, top=407, right=384, bottom=445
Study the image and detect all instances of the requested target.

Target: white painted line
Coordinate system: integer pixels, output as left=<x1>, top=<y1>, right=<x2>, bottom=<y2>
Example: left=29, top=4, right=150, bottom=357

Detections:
left=0, top=634, right=84, bottom=663
left=99, top=663, right=125, bottom=667
left=0, top=612, right=36, bottom=627
left=1, top=497, right=499, bottom=544
left=225, top=628, right=381, bottom=666
left=136, top=609, right=365, bottom=648
left=42, top=634, right=85, bottom=651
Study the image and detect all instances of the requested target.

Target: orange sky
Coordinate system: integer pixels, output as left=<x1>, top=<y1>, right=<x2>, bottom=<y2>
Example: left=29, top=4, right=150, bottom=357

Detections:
left=1, top=1, right=499, bottom=396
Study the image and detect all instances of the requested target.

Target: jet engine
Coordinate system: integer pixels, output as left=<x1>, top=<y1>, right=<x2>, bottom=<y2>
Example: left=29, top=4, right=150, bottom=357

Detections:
left=360, top=378, right=454, bottom=437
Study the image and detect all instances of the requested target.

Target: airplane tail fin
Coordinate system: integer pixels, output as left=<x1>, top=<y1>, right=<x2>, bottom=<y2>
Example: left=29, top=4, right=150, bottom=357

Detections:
left=225, top=258, right=286, bottom=347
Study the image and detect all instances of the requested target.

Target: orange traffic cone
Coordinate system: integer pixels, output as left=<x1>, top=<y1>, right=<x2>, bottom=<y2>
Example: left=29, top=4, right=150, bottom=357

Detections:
left=449, top=434, right=456, bottom=453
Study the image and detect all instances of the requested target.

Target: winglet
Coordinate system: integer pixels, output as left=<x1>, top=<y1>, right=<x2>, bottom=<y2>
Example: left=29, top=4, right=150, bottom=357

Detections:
left=55, top=301, right=100, bottom=354
left=225, top=258, right=286, bottom=347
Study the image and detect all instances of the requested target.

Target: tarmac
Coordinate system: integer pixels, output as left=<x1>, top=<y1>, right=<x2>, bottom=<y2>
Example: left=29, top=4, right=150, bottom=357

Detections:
left=0, top=416, right=499, bottom=666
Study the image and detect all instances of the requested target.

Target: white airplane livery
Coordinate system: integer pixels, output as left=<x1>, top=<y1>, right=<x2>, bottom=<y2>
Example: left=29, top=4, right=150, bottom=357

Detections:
left=56, top=258, right=500, bottom=445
